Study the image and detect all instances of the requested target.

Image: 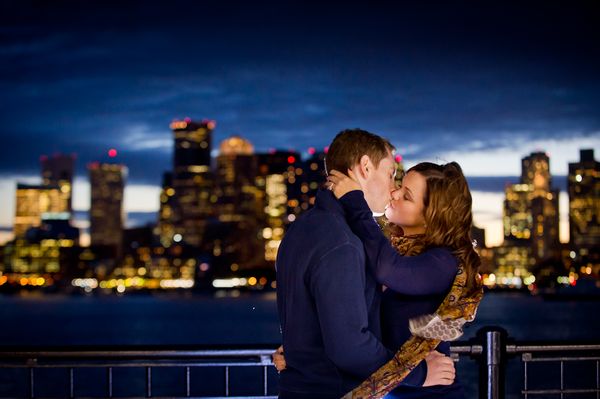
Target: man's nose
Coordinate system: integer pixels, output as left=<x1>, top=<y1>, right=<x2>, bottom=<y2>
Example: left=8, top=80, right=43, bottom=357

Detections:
left=390, top=188, right=401, bottom=200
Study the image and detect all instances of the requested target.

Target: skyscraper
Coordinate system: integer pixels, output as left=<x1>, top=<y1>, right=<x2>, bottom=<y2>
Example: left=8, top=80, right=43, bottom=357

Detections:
left=503, top=183, right=533, bottom=242
left=500, top=182, right=536, bottom=288
left=256, top=150, right=302, bottom=262
left=521, top=152, right=551, bottom=194
left=504, top=152, right=560, bottom=260
left=498, top=151, right=562, bottom=287
left=158, top=172, right=177, bottom=247
left=170, top=119, right=215, bottom=247
left=531, top=190, right=560, bottom=260
left=13, top=184, right=69, bottom=237
left=216, top=136, right=258, bottom=221
left=89, top=162, right=126, bottom=256
left=210, top=136, right=264, bottom=270
left=522, top=152, right=560, bottom=259
left=568, top=149, right=600, bottom=256
left=300, top=148, right=327, bottom=210
left=41, top=153, right=75, bottom=215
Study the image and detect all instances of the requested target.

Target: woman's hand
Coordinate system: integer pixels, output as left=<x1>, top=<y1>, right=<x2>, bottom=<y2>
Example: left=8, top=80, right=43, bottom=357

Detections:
left=423, top=350, right=456, bottom=386
left=272, top=345, right=287, bottom=372
left=327, top=169, right=361, bottom=199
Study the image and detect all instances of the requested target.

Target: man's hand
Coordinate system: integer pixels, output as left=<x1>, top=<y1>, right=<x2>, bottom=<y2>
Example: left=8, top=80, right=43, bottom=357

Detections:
left=327, top=169, right=361, bottom=199
left=272, top=345, right=287, bottom=372
left=423, top=350, right=456, bottom=386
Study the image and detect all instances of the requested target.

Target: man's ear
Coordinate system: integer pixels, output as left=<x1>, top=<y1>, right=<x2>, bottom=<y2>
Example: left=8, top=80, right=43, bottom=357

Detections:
left=357, top=155, right=371, bottom=179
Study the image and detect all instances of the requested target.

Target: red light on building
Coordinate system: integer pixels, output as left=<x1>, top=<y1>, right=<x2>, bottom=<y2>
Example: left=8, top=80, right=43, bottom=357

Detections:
left=108, top=149, right=117, bottom=158
left=40, top=155, right=48, bottom=161
left=395, top=154, right=403, bottom=163
left=184, top=117, right=191, bottom=123
left=207, top=120, right=216, bottom=130
left=268, top=148, right=276, bottom=154
left=308, top=147, right=316, bottom=155
left=287, top=156, right=296, bottom=164
left=324, top=146, right=329, bottom=154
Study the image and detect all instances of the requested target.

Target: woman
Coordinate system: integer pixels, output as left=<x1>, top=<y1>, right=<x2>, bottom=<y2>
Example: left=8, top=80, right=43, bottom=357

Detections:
left=328, top=161, right=483, bottom=398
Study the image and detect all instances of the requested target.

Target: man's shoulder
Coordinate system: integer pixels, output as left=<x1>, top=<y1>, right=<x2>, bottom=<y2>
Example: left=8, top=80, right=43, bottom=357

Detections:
left=279, top=208, right=364, bottom=261
left=289, top=208, right=358, bottom=242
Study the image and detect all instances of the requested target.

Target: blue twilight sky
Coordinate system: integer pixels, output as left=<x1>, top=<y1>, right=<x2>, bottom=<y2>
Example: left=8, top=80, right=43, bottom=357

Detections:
left=1, top=0, right=599, bottom=245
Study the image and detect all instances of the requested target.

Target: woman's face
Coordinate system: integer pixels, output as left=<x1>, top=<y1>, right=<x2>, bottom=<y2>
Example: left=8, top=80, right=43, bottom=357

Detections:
left=384, top=171, right=427, bottom=234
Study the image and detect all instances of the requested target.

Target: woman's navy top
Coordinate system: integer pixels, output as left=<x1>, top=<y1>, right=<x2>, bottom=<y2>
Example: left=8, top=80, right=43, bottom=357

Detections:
left=339, top=190, right=466, bottom=398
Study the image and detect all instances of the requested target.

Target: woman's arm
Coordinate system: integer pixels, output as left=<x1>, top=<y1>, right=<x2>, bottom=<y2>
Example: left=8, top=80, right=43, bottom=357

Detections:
left=339, top=190, right=458, bottom=295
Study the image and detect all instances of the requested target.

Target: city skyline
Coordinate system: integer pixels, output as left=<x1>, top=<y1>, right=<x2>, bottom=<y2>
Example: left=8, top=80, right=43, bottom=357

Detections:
left=1, top=116, right=597, bottom=294
left=0, top=129, right=589, bottom=248
left=1, top=1, right=599, bottom=248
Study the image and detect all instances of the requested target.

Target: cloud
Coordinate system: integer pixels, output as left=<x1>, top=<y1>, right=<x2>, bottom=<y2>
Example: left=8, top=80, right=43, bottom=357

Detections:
left=120, top=125, right=172, bottom=152
left=423, top=136, right=600, bottom=176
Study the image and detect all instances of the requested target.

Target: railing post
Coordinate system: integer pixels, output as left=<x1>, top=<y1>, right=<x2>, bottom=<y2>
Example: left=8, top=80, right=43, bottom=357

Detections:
left=26, top=358, right=37, bottom=399
left=478, top=327, right=506, bottom=399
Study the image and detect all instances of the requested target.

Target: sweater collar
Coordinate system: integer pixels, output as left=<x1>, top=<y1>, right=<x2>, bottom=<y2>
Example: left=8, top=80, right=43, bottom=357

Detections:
left=314, top=188, right=345, bottom=217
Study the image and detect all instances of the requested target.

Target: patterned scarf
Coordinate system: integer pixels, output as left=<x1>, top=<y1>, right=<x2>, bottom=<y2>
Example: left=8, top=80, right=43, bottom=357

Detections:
left=342, top=235, right=483, bottom=399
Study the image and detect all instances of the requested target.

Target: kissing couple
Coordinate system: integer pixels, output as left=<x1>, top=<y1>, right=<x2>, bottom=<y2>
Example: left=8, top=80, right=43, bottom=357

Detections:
left=274, top=129, right=483, bottom=399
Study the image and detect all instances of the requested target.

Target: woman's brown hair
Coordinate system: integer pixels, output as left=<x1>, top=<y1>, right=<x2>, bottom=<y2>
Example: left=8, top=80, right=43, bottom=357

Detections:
left=400, top=161, right=481, bottom=295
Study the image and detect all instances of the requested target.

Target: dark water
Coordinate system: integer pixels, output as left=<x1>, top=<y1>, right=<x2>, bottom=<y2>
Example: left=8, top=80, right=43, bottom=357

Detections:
left=0, top=291, right=598, bottom=398
left=0, top=291, right=280, bottom=346
left=1, top=291, right=598, bottom=346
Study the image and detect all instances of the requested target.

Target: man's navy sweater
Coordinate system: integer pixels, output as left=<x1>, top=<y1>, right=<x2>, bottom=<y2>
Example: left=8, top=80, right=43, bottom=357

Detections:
left=276, top=189, right=393, bottom=397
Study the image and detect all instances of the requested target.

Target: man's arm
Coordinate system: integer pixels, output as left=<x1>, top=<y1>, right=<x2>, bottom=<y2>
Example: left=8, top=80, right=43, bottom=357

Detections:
left=401, top=361, right=426, bottom=386
left=308, top=243, right=393, bottom=379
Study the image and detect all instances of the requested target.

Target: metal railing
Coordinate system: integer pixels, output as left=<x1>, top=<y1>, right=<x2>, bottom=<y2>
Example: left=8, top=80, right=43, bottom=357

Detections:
left=0, top=348, right=278, bottom=399
left=518, top=344, right=600, bottom=397
left=1, top=327, right=599, bottom=398
left=461, top=327, right=600, bottom=399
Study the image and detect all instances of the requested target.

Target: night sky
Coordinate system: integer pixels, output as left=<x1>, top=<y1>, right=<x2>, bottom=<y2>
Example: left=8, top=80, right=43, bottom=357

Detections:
left=1, top=0, right=599, bottom=244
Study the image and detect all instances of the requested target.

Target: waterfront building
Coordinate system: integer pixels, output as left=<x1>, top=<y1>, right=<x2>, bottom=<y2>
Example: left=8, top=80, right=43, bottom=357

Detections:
left=256, top=150, right=302, bottom=262
left=40, top=153, right=75, bottom=215
left=211, top=136, right=264, bottom=271
left=158, top=172, right=177, bottom=247
left=300, top=148, right=326, bottom=211
left=2, top=218, right=81, bottom=288
left=13, top=184, right=69, bottom=238
left=491, top=244, right=536, bottom=289
left=503, top=152, right=560, bottom=261
left=169, top=119, right=215, bottom=247
left=89, top=162, right=126, bottom=257
left=568, top=149, right=600, bottom=258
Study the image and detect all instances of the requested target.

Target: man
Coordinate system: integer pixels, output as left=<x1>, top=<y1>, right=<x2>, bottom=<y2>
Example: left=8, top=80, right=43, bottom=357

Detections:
left=275, top=129, right=406, bottom=398
left=276, top=129, right=456, bottom=398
